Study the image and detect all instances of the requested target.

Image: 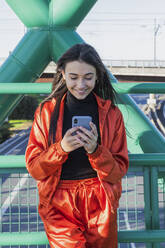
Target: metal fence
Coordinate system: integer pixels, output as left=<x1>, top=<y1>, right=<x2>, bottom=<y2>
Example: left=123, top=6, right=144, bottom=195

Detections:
left=103, top=59, right=165, bottom=68
left=1, top=58, right=165, bottom=69
left=0, top=154, right=165, bottom=247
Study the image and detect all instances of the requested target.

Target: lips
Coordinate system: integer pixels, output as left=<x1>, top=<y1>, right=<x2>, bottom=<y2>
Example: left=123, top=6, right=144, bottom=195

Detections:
left=76, top=89, right=87, bottom=94
left=77, top=91, right=86, bottom=95
left=71, top=88, right=90, bottom=99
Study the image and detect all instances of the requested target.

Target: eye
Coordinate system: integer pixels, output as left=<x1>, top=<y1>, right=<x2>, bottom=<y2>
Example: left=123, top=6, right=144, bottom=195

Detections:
left=85, top=77, right=92, bottom=81
left=70, top=77, right=77, bottom=80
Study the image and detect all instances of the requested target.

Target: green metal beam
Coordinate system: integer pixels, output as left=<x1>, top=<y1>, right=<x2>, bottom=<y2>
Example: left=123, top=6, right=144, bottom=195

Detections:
left=0, top=29, right=50, bottom=125
left=50, top=30, right=84, bottom=61
left=0, top=232, right=49, bottom=246
left=0, top=230, right=165, bottom=245
left=6, top=0, right=97, bottom=28
left=5, top=0, right=49, bottom=27
left=151, top=167, right=160, bottom=230
left=0, top=154, right=164, bottom=169
left=0, top=83, right=52, bottom=94
left=118, top=230, right=165, bottom=243
left=1, top=82, right=165, bottom=94
left=0, top=155, right=25, bottom=168
left=49, top=0, right=97, bottom=28
left=113, top=82, right=165, bottom=94
left=105, top=71, right=165, bottom=154
left=0, top=0, right=97, bottom=127
left=144, top=167, right=152, bottom=230
left=128, top=153, right=165, bottom=166
left=116, top=98, right=165, bottom=153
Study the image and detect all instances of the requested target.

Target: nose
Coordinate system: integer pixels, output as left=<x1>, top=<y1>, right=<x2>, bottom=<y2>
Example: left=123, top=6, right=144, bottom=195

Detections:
left=77, top=78, right=85, bottom=89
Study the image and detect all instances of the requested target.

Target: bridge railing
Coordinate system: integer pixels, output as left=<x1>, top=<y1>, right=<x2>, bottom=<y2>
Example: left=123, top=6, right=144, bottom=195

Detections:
left=0, top=82, right=165, bottom=94
left=0, top=154, right=165, bottom=247
left=0, top=82, right=165, bottom=247
left=103, top=59, right=165, bottom=68
left=1, top=58, right=165, bottom=69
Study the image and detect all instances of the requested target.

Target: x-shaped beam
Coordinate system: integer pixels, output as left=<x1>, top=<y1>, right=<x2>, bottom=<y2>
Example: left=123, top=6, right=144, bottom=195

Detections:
left=0, top=0, right=97, bottom=125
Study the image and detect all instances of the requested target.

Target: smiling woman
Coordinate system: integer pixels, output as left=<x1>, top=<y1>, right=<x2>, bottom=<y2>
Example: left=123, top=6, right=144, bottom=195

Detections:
left=25, top=43, right=129, bottom=248
left=61, top=61, right=97, bottom=100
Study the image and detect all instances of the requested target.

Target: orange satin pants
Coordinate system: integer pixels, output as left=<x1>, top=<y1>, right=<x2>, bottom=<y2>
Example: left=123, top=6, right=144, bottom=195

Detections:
left=39, top=177, right=118, bottom=248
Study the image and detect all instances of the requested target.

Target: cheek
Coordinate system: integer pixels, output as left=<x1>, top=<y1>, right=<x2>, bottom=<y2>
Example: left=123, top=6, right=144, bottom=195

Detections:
left=65, top=78, right=74, bottom=89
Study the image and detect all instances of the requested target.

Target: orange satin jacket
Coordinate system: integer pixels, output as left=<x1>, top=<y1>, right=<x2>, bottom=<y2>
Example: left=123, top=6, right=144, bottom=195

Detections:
left=25, top=93, right=129, bottom=212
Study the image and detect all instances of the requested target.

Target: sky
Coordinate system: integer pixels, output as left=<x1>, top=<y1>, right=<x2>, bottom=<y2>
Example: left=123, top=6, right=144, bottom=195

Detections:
left=1, top=0, right=165, bottom=61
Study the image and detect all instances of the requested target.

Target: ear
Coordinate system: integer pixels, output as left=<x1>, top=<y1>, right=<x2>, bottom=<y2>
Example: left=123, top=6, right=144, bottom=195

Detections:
left=61, top=70, right=66, bottom=80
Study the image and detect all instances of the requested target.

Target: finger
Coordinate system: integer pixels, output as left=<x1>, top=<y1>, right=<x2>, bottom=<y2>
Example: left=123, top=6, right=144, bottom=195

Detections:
left=69, top=138, right=84, bottom=151
left=66, top=136, right=83, bottom=146
left=66, top=126, right=79, bottom=136
left=72, top=142, right=84, bottom=149
left=72, top=135, right=85, bottom=144
left=78, top=127, right=93, bottom=139
left=75, top=135, right=86, bottom=145
left=89, top=122, right=98, bottom=136
left=77, top=131, right=93, bottom=144
left=78, top=127, right=97, bottom=142
left=67, top=139, right=84, bottom=151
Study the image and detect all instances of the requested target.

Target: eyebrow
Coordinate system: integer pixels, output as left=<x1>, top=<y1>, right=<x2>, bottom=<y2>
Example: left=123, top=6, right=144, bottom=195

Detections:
left=69, top=73, right=94, bottom=76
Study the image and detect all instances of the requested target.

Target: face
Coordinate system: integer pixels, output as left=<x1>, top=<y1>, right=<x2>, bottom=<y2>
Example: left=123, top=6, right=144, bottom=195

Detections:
left=62, top=60, right=97, bottom=100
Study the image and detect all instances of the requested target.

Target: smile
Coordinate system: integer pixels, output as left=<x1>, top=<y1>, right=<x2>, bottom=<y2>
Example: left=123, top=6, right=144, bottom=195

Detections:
left=77, top=91, right=87, bottom=95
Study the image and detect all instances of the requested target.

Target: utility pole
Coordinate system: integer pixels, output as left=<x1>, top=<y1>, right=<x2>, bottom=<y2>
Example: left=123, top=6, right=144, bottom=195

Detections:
left=154, top=18, right=160, bottom=65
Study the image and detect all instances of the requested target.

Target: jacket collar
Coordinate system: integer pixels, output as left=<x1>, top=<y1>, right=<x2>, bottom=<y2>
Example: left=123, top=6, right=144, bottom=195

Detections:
left=93, top=92, right=111, bottom=111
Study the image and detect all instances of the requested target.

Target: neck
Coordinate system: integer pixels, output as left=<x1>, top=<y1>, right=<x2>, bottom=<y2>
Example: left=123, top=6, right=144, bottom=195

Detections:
left=66, top=91, right=95, bottom=112
left=67, top=91, right=93, bottom=102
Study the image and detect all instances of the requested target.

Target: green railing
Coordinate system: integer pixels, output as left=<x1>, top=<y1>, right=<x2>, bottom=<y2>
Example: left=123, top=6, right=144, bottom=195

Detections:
left=0, top=82, right=165, bottom=94
left=0, top=82, right=165, bottom=247
left=0, top=154, right=165, bottom=247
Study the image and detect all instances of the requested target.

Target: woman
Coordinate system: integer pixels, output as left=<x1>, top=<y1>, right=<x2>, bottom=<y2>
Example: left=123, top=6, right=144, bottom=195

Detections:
left=25, top=43, right=129, bottom=248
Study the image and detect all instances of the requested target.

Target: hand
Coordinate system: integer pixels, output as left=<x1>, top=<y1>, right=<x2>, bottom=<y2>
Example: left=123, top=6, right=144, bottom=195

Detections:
left=61, top=127, right=84, bottom=153
left=76, top=122, right=98, bottom=154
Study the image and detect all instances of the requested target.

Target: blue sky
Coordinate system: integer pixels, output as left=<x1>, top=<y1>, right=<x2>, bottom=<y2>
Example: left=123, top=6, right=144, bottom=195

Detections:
left=1, top=0, right=165, bottom=60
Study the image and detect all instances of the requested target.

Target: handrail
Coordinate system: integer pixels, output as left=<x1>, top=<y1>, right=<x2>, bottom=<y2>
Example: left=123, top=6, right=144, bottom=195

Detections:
left=2, top=58, right=165, bottom=68
left=0, top=154, right=164, bottom=169
left=0, top=154, right=165, bottom=246
left=104, top=59, right=165, bottom=68
left=113, top=83, right=165, bottom=94
left=0, top=83, right=52, bottom=94
left=0, top=232, right=49, bottom=246
left=1, top=230, right=165, bottom=245
left=0, top=82, right=165, bottom=94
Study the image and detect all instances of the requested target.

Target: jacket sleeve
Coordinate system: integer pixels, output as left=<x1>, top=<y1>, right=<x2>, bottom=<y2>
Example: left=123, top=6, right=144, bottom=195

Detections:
left=88, top=110, right=129, bottom=184
left=25, top=107, right=68, bottom=181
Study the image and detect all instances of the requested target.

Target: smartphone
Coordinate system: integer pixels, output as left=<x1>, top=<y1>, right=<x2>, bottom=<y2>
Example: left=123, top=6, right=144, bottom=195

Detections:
left=72, top=116, right=92, bottom=131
